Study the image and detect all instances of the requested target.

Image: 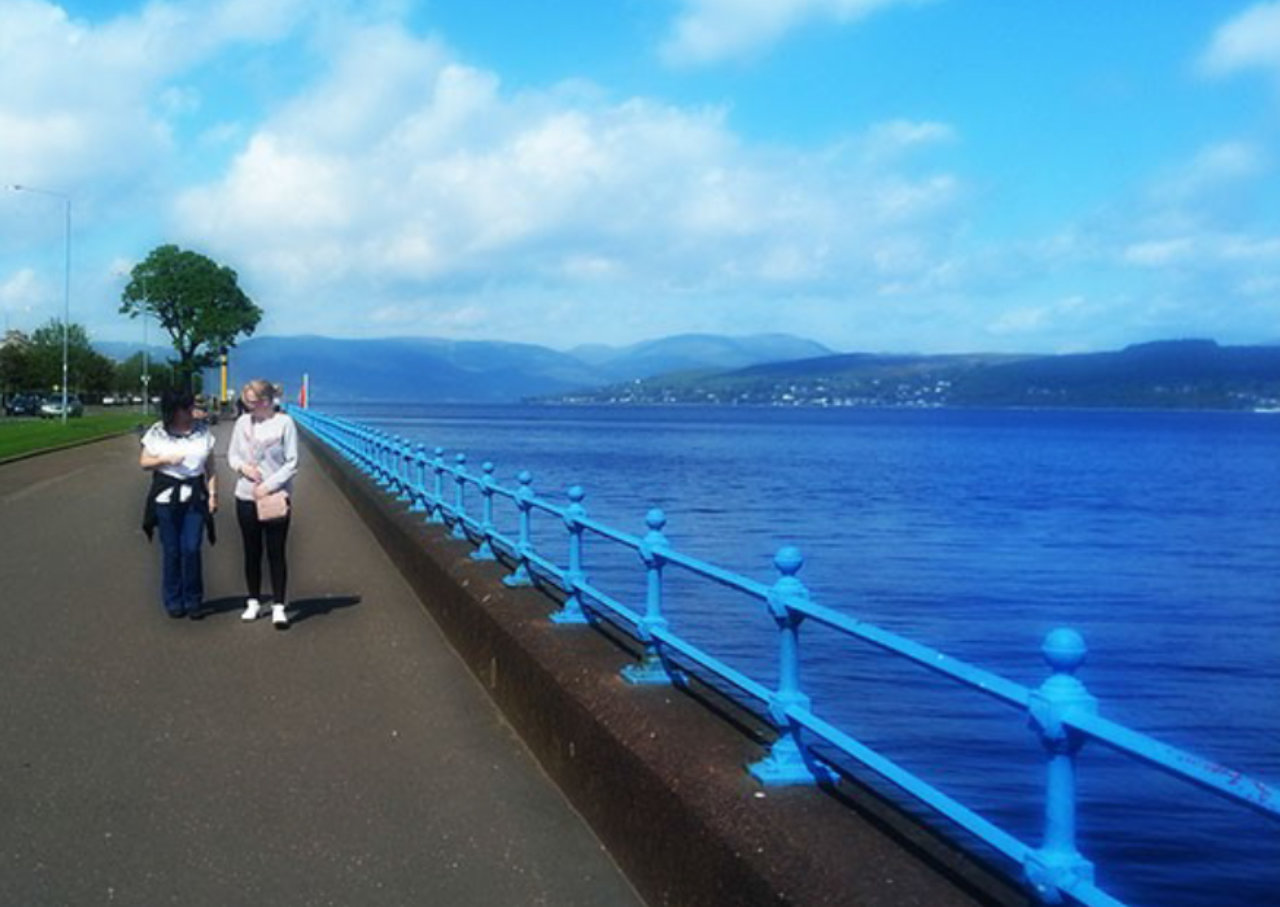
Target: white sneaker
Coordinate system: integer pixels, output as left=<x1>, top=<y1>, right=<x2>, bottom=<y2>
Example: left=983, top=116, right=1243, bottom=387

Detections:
left=271, top=603, right=289, bottom=628
left=241, top=598, right=261, bottom=621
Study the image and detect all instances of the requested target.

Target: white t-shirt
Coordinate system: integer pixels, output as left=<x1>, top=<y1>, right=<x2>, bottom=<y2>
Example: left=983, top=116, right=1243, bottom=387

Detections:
left=141, top=421, right=216, bottom=503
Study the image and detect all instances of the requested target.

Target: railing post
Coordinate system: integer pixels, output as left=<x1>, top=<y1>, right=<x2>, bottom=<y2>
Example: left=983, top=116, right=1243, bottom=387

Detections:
left=356, top=426, right=375, bottom=475
left=622, top=508, right=679, bottom=685
left=502, top=471, right=535, bottom=587
left=375, top=432, right=393, bottom=488
left=364, top=430, right=379, bottom=479
left=549, top=485, right=590, bottom=625
left=409, top=443, right=428, bottom=512
left=749, top=546, right=824, bottom=786
left=451, top=453, right=469, bottom=539
left=428, top=447, right=446, bottom=524
left=471, top=462, right=497, bottom=561
left=1024, top=628, right=1097, bottom=904
left=395, top=437, right=414, bottom=502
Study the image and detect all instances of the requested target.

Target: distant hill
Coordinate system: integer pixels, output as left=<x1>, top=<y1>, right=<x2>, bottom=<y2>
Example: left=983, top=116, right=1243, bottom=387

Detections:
left=552, top=339, right=1280, bottom=410
left=949, top=339, right=1280, bottom=408
left=99, top=333, right=1279, bottom=410
left=94, top=341, right=173, bottom=363
left=216, top=336, right=603, bottom=403
left=152, top=332, right=832, bottom=404
left=567, top=333, right=834, bottom=381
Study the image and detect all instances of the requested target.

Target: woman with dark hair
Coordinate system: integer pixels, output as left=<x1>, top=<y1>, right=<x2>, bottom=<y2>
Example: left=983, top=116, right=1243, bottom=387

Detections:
left=227, top=379, right=298, bottom=628
left=140, top=388, right=218, bottom=618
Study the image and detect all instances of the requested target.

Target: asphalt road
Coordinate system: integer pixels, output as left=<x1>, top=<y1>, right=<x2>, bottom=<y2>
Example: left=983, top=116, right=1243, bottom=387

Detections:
left=0, top=426, right=643, bottom=906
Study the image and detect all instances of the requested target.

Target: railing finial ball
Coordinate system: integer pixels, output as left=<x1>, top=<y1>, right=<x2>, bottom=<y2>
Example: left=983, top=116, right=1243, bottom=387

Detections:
left=483, top=461, right=495, bottom=474
left=455, top=452, right=467, bottom=464
left=568, top=485, right=585, bottom=502
left=646, top=508, right=667, bottom=530
left=1042, top=628, right=1087, bottom=673
left=773, top=545, right=804, bottom=576
left=434, top=446, right=444, bottom=456
left=517, top=470, right=533, bottom=485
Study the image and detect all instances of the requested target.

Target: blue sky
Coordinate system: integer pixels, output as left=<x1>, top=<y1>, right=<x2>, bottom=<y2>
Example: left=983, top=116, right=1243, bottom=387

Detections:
left=2, top=0, right=1278, bottom=353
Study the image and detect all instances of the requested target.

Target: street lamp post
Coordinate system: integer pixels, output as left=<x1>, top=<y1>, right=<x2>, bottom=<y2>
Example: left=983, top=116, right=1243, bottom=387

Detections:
left=117, top=267, right=150, bottom=417
left=142, top=293, right=150, bottom=417
left=10, top=184, right=71, bottom=424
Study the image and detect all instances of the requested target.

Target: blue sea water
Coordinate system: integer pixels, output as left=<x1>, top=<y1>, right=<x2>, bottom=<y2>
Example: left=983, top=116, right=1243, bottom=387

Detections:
left=326, top=402, right=1280, bottom=907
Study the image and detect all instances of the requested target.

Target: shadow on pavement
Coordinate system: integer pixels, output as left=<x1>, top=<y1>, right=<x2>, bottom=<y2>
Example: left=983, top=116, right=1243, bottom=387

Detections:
left=285, top=595, right=362, bottom=624
left=189, top=594, right=362, bottom=624
left=189, top=596, right=251, bottom=620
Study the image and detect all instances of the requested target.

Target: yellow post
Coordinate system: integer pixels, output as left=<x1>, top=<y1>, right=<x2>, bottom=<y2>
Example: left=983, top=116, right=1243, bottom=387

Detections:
left=219, top=349, right=229, bottom=404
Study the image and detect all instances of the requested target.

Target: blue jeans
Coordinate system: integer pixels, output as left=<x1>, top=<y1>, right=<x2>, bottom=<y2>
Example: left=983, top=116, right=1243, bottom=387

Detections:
left=155, top=501, right=205, bottom=615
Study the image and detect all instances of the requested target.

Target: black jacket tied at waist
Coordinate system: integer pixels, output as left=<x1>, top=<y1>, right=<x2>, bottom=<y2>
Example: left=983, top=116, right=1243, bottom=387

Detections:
left=142, top=472, right=217, bottom=545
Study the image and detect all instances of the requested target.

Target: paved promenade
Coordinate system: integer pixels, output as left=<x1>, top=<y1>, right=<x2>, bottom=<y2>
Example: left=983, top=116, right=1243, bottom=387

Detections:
left=0, top=426, right=643, bottom=906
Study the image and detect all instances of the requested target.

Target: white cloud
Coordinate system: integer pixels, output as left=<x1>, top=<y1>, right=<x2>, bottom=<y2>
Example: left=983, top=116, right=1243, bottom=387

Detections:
left=1115, top=141, right=1274, bottom=246
left=1199, top=2, right=1280, bottom=81
left=1155, top=142, right=1268, bottom=200
left=859, top=119, right=955, bottom=159
left=985, top=297, right=1089, bottom=338
left=1123, top=233, right=1280, bottom=270
left=0, top=268, right=45, bottom=313
left=1074, top=140, right=1280, bottom=345
left=660, top=0, right=925, bottom=67
left=173, top=21, right=966, bottom=344
left=1122, top=238, right=1197, bottom=268
left=5, top=2, right=1271, bottom=355
left=0, top=0, right=311, bottom=192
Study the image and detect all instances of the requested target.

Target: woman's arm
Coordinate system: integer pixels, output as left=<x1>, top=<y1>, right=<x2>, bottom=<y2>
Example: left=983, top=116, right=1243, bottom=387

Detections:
left=260, top=416, right=299, bottom=493
left=227, top=415, right=261, bottom=481
left=140, top=450, right=181, bottom=469
left=205, top=445, right=219, bottom=513
left=140, top=432, right=183, bottom=470
left=226, top=415, right=247, bottom=471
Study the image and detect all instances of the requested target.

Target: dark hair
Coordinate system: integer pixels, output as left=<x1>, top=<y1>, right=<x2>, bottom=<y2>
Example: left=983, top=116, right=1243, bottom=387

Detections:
left=161, top=388, right=196, bottom=432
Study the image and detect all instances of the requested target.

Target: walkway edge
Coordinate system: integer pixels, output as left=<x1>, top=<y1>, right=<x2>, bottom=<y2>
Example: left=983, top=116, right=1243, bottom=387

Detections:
left=302, top=429, right=1027, bottom=907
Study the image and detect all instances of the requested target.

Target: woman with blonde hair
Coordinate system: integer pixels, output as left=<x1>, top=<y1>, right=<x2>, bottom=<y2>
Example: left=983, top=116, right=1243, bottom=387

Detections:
left=227, top=379, right=298, bottom=627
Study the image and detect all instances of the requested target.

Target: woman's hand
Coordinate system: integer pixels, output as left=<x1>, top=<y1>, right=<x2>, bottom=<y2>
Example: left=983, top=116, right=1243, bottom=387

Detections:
left=253, top=482, right=271, bottom=500
left=241, top=464, right=263, bottom=482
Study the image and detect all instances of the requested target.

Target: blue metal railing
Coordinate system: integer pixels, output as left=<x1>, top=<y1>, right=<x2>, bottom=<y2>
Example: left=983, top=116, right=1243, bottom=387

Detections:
left=292, top=407, right=1278, bottom=907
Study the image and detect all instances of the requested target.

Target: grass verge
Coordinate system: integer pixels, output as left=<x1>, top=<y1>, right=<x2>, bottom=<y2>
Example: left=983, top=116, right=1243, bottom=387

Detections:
left=0, top=412, right=147, bottom=462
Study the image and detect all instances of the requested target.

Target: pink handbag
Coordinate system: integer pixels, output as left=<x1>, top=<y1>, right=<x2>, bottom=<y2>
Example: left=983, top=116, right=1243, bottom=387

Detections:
left=256, top=490, right=289, bottom=522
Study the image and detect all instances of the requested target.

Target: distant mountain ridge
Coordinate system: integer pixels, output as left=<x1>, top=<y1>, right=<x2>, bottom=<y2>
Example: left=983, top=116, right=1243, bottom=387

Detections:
left=952, top=339, right=1280, bottom=408
left=97, top=332, right=831, bottom=403
left=555, top=339, right=1280, bottom=411
left=95, top=334, right=1280, bottom=410
left=568, top=333, right=834, bottom=380
left=94, top=341, right=173, bottom=363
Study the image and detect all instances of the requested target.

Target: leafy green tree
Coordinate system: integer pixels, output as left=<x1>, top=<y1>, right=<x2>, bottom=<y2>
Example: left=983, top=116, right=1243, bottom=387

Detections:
left=79, top=350, right=117, bottom=400
left=119, top=245, right=262, bottom=389
left=115, top=351, right=145, bottom=398
left=27, top=318, right=112, bottom=394
left=28, top=317, right=101, bottom=391
left=112, top=351, right=186, bottom=400
left=1, top=331, right=34, bottom=397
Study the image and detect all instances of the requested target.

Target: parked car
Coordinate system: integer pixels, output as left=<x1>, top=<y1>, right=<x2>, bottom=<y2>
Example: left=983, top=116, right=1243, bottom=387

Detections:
left=4, top=393, right=44, bottom=417
left=40, top=394, right=84, bottom=418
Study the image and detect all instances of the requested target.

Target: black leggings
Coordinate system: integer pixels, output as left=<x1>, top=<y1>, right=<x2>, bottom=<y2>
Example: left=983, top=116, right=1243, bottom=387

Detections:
left=236, top=499, right=290, bottom=604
